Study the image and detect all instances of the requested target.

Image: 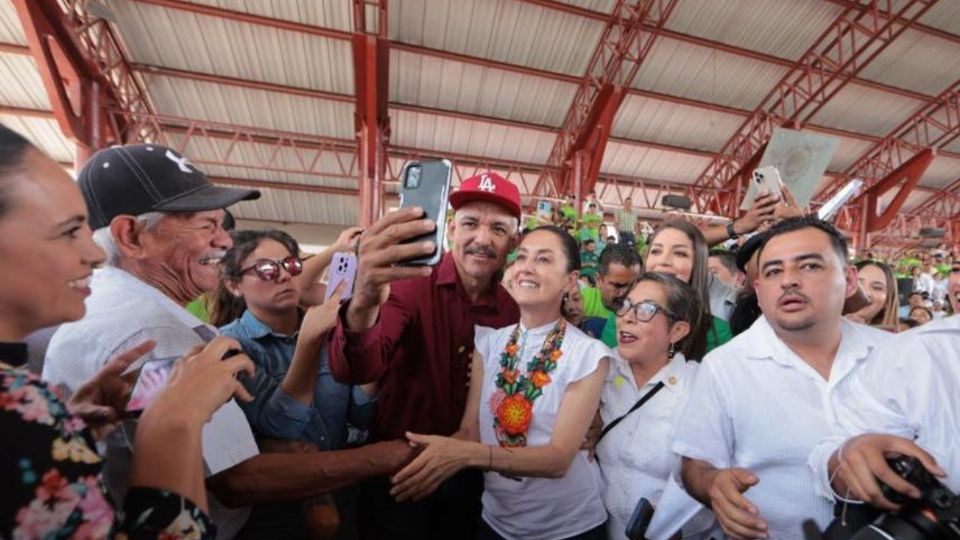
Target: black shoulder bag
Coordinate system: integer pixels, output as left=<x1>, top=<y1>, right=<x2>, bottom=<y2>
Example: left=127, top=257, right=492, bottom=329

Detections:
left=596, top=381, right=666, bottom=446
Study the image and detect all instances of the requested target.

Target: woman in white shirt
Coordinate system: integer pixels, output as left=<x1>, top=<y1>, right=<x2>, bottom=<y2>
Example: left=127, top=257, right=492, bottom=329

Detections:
left=391, top=225, right=612, bottom=540
left=596, top=272, right=713, bottom=540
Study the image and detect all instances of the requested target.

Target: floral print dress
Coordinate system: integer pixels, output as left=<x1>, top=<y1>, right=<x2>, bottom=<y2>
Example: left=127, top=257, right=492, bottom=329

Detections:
left=0, top=342, right=215, bottom=540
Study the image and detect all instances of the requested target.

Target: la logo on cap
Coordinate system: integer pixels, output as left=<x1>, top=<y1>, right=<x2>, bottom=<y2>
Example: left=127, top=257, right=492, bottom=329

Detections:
left=478, top=174, right=496, bottom=192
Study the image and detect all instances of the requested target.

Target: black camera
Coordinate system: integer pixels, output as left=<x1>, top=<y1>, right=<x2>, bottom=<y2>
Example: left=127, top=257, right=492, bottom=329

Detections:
left=809, top=456, right=960, bottom=540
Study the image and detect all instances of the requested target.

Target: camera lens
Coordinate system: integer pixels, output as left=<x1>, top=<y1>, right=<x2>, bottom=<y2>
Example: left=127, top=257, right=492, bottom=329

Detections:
left=406, top=166, right=421, bottom=189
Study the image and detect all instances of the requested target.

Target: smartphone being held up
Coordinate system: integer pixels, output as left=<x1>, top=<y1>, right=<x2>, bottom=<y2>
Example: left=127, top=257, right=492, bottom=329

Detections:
left=398, top=159, right=453, bottom=266
left=325, top=252, right=357, bottom=302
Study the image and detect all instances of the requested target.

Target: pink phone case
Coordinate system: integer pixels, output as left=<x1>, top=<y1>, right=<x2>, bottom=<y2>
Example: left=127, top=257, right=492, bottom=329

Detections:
left=325, top=252, right=357, bottom=302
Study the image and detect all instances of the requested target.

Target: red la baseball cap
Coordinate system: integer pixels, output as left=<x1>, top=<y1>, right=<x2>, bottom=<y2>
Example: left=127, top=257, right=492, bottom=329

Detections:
left=449, top=172, right=522, bottom=218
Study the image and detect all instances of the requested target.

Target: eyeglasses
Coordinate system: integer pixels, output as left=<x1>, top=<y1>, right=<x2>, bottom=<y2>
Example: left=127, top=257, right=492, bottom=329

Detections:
left=240, top=256, right=304, bottom=282
left=616, top=298, right=679, bottom=323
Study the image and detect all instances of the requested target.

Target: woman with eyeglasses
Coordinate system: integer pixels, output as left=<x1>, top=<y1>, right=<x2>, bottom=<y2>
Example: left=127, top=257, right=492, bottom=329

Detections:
left=0, top=124, right=255, bottom=538
left=387, top=226, right=612, bottom=540
left=596, top=272, right=714, bottom=540
left=211, top=229, right=374, bottom=449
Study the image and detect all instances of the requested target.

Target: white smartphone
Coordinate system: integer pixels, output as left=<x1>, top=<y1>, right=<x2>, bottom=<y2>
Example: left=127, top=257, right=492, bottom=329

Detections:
left=741, top=165, right=784, bottom=210
left=325, top=252, right=357, bottom=302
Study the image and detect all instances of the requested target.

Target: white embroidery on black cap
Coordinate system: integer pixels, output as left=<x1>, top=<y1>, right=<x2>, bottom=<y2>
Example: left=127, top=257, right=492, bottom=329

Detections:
left=102, top=162, right=110, bottom=168
left=164, top=150, right=193, bottom=173
left=146, top=146, right=154, bottom=151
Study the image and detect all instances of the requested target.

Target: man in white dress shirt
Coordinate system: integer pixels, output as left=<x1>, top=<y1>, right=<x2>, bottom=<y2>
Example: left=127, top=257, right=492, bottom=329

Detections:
left=44, top=145, right=415, bottom=539
left=809, top=314, right=960, bottom=511
left=672, top=216, right=890, bottom=539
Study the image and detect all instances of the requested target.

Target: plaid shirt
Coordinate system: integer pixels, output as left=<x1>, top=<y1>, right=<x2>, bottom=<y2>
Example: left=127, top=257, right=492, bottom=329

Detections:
left=614, top=208, right=639, bottom=232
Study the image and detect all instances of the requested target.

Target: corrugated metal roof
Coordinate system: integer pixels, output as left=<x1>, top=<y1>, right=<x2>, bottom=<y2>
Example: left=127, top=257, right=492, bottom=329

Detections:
left=917, top=155, right=960, bottom=189
left=0, top=114, right=75, bottom=164
left=918, top=1, right=960, bottom=37
left=110, top=1, right=354, bottom=95
left=809, top=84, right=925, bottom=138
left=391, top=108, right=555, bottom=164
left=0, top=53, right=50, bottom=109
left=858, top=28, right=960, bottom=97
left=633, top=36, right=788, bottom=111
left=551, top=0, right=616, bottom=15
left=666, top=0, right=843, bottom=61
left=391, top=0, right=602, bottom=76
left=613, top=94, right=742, bottom=153
left=390, top=48, right=576, bottom=127
left=601, top=141, right=709, bottom=184
left=0, top=0, right=25, bottom=44
left=141, top=74, right=354, bottom=139
left=183, top=0, right=353, bottom=32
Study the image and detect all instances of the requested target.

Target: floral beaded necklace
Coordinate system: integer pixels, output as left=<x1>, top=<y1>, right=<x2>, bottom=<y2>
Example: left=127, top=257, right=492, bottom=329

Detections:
left=490, top=318, right=566, bottom=447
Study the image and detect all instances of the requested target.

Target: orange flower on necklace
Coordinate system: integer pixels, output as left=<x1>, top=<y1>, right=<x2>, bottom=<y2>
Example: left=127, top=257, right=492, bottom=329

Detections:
left=497, top=394, right=533, bottom=436
left=501, top=369, right=519, bottom=385
left=530, top=370, right=552, bottom=388
left=506, top=344, right=519, bottom=356
left=550, top=349, right=563, bottom=361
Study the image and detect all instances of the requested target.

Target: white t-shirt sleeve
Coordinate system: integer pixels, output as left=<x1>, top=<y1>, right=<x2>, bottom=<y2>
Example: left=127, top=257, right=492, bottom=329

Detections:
left=671, top=358, right=734, bottom=468
left=474, top=325, right=499, bottom=361
left=566, top=336, right=613, bottom=383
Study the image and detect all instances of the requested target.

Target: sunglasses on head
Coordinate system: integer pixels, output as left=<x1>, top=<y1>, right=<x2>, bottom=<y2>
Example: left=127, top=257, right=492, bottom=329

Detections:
left=616, top=298, right=679, bottom=323
left=240, top=256, right=304, bottom=281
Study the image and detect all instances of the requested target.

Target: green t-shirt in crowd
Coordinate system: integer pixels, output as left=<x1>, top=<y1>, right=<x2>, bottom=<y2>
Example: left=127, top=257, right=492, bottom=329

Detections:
left=560, top=204, right=578, bottom=222
left=580, top=250, right=598, bottom=281
left=186, top=296, right=210, bottom=323
left=581, top=286, right=612, bottom=320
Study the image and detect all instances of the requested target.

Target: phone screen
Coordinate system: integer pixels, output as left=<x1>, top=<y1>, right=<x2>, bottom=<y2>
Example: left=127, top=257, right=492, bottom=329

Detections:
left=125, top=358, right=177, bottom=415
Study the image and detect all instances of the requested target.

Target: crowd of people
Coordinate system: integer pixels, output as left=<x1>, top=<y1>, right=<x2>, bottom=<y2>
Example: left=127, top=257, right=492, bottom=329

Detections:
left=1, top=120, right=959, bottom=540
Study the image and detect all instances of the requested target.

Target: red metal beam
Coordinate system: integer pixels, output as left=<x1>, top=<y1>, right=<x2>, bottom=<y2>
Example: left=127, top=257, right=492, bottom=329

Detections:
left=817, top=77, right=960, bottom=205
left=0, top=42, right=29, bottom=55
left=541, top=0, right=678, bottom=201
left=352, top=0, right=390, bottom=226
left=851, top=148, right=935, bottom=247
left=691, top=0, right=937, bottom=205
left=12, top=0, right=156, bottom=166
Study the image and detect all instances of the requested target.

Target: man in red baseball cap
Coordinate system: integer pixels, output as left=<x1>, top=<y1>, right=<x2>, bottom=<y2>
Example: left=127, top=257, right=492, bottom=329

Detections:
left=328, top=171, right=522, bottom=539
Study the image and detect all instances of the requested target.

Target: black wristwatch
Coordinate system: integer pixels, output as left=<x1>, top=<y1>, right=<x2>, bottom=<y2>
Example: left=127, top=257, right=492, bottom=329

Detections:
left=726, top=219, right=739, bottom=240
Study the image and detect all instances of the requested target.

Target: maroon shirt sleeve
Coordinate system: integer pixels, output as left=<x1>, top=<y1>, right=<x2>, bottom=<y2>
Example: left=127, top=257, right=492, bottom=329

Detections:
left=328, top=287, right=415, bottom=385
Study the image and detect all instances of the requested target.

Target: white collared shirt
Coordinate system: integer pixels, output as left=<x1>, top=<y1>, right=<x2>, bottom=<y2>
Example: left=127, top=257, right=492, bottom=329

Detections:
left=43, top=266, right=258, bottom=540
left=671, top=316, right=890, bottom=538
left=597, top=352, right=714, bottom=540
left=809, top=315, right=960, bottom=500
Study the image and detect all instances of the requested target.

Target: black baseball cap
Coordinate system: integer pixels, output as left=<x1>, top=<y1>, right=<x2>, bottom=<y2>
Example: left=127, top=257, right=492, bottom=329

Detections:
left=79, top=144, right=260, bottom=229
left=735, top=231, right=769, bottom=272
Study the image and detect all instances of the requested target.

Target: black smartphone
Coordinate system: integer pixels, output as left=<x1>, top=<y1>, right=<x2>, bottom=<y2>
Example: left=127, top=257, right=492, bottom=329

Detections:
left=398, top=159, right=452, bottom=266
left=625, top=497, right=655, bottom=540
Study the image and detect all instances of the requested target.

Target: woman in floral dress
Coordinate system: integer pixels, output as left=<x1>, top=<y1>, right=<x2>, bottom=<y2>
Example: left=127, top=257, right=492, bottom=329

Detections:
left=391, top=226, right=612, bottom=540
left=0, top=123, right=255, bottom=539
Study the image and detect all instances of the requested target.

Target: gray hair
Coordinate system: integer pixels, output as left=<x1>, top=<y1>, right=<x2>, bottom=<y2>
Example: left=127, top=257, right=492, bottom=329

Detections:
left=92, top=211, right=166, bottom=266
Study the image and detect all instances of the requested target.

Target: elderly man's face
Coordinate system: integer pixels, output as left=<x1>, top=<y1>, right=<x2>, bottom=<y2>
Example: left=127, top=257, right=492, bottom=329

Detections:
left=140, top=209, right=231, bottom=303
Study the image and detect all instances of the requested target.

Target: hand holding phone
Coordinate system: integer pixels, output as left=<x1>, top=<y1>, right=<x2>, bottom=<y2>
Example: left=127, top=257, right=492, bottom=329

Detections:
left=397, top=160, right=452, bottom=266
